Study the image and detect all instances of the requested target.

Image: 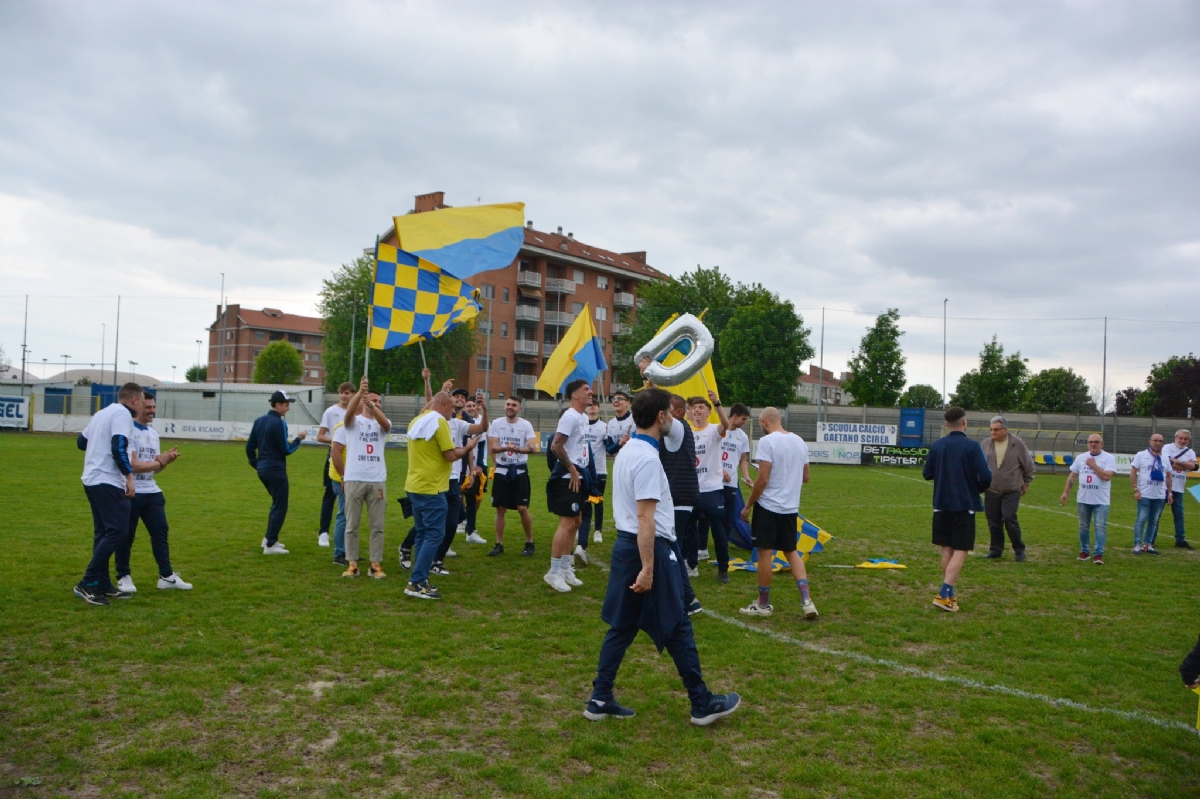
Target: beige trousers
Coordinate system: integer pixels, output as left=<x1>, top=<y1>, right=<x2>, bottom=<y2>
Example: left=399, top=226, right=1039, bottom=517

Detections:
left=344, top=480, right=386, bottom=563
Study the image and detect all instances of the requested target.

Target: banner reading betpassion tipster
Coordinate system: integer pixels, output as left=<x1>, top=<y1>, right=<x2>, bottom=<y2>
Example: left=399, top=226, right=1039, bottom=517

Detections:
left=815, top=422, right=898, bottom=445
left=861, top=444, right=929, bottom=467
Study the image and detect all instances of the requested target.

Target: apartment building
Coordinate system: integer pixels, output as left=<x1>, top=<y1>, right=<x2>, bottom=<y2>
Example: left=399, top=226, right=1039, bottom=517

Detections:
left=207, top=305, right=326, bottom=387
left=796, top=365, right=853, bottom=406
left=378, top=192, right=666, bottom=398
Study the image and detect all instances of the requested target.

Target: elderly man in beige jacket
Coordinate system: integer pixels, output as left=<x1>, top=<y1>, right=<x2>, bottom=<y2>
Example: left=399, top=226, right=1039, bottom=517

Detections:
left=981, top=416, right=1036, bottom=561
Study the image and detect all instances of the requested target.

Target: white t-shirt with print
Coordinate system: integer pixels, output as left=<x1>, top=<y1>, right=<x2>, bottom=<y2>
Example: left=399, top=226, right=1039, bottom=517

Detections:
left=611, top=436, right=676, bottom=541
left=754, top=431, right=809, bottom=514
left=1131, top=449, right=1170, bottom=500
left=720, top=427, right=750, bottom=484
left=320, top=404, right=347, bottom=437
left=607, top=414, right=636, bottom=451
left=81, top=401, right=136, bottom=490
left=334, top=413, right=388, bottom=483
left=130, top=423, right=163, bottom=494
left=488, top=417, right=536, bottom=475
left=1069, top=450, right=1116, bottom=505
left=1163, top=442, right=1196, bottom=494
left=692, top=424, right=725, bottom=493
left=585, top=418, right=608, bottom=475
left=554, top=407, right=591, bottom=476
left=449, top=416, right=470, bottom=480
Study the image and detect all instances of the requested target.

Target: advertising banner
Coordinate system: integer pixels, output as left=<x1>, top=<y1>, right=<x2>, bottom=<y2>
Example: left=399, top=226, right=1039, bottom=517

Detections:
left=816, top=422, right=898, bottom=445
left=807, top=442, right=862, bottom=465
left=151, top=419, right=253, bottom=441
left=0, top=396, right=30, bottom=428
left=861, top=444, right=929, bottom=467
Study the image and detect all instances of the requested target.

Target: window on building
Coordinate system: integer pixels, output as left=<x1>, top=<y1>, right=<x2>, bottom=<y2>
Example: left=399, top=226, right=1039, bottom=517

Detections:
left=311, top=353, right=320, bottom=363
left=309, top=369, right=320, bottom=378
left=477, top=355, right=492, bottom=371
left=501, top=322, right=508, bottom=338
left=571, top=302, right=584, bottom=315
left=288, top=333, right=303, bottom=344
left=252, top=349, right=262, bottom=357
left=499, top=357, right=507, bottom=372
left=310, top=336, right=321, bottom=346
left=255, top=330, right=266, bottom=340
left=597, top=275, right=609, bottom=290
left=479, top=321, right=493, bottom=335
left=502, top=287, right=510, bottom=302
left=269, top=331, right=283, bottom=341
left=573, top=269, right=584, bottom=284
left=480, top=284, right=495, bottom=300
left=595, top=305, right=607, bottom=321
left=226, top=331, right=233, bottom=341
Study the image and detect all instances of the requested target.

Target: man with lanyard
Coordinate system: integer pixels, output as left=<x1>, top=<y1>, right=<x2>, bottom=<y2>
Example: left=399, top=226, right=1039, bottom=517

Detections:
left=114, top=391, right=189, bottom=593
left=583, top=387, right=741, bottom=726
left=332, top=377, right=391, bottom=579
left=74, top=382, right=152, bottom=605
left=739, top=407, right=817, bottom=619
left=460, top=395, right=490, bottom=546
left=687, top=392, right=732, bottom=583
left=720, top=402, right=753, bottom=538
left=576, top=398, right=608, bottom=565
left=316, top=382, right=355, bottom=552
left=1130, top=433, right=1174, bottom=554
left=486, top=396, right=539, bottom=557
left=599, top=391, right=636, bottom=544
left=1162, top=429, right=1197, bottom=549
left=1059, top=433, right=1116, bottom=565
left=546, top=379, right=594, bottom=593
left=246, top=391, right=308, bottom=554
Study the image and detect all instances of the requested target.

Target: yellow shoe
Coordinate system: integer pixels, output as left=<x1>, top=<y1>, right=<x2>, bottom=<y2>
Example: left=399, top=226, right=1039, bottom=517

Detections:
left=931, top=596, right=959, bottom=612
left=342, top=562, right=359, bottom=578
left=368, top=562, right=387, bottom=579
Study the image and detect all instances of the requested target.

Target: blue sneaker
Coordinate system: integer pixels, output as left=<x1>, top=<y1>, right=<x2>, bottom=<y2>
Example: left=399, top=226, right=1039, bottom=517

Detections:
left=690, top=693, right=741, bottom=726
left=583, top=698, right=636, bottom=721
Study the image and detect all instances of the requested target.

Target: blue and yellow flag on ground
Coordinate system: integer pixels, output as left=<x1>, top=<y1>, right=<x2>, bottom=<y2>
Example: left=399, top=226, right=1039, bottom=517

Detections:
left=647, top=312, right=721, bottom=423
left=535, top=304, right=608, bottom=396
left=368, top=242, right=482, bottom=350
left=722, top=497, right=833, bottom=571
left=393, top=203, right=525, bottom=280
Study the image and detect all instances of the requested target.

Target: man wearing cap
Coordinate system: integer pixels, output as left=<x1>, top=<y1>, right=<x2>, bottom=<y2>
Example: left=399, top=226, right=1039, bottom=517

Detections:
left=979, top=416, right=1036, bottom=562
left=246, top=391, right=308, bottom=554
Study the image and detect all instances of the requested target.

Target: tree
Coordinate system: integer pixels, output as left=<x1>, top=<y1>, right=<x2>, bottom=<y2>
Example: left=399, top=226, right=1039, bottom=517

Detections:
left=1020, top=368, right=1097, bottom=414
left=951, top=335, right=1029, bottom=411
left=898, top=384, right=943, bottom=408
left=186, top=364, right=207, bottom=382
left=1113, top=387, right=1141, bottom=416
left=720, top=296, right=814, bottom=406
left=253, top=340, right=304, bottom=384
left=75, top=375, right=92, bottom=386
left=317, top=255, right=475, bottom=393
left=1137, top=354, right=1200, bottom=418
left=844, top=309, right=906, bottom=407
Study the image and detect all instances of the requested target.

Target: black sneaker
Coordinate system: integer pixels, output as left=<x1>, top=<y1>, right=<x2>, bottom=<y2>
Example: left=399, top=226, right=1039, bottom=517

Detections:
left=403, top=580, right=441, bottom=600
left=1177, top=540, right=1194, bottom=550
left=332, top=555, right=349, bottom=567
left=521, top=542, right=536, bottom=557
left=717, top=568, right=729, bottom=584
left=430, top=561, right=450, bottom=576
left=105, top=586, right=134, bottom=600
left=687, top=598, right=703, bottom=616
left=583, top=698, right=636, bottom=721
left=399, top=546, right=413, bottom=569
left=690, top=693, right=741, bottom=726
left=983, top=552, right=1002, bottom=560
left=487, top=544, right=504, bottom=557
left=73, top=582, right=109, bottom=606
left=1146, top=545, right=1161, bottom=555
left=1014, top=550, right=1027, bottom=563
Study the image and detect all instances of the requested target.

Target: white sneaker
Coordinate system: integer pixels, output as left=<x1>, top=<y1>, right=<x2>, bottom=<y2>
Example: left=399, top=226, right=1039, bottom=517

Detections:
left=116, top=575, right=137, bottom=593
left=574, top=544, right=589, bottom=565
left=802, top=600, right=819, bottom=619
left=263, top=542, right=289, bottom=555
left=594, top=530, right=603, bottom=543
left=697, top=549, right=710, bottom=561
left=157, top=573, right=193, bottom=590
left=687, top=566, right=699, bottom=578
left=465, top=532, right=487, bottom=544
left=261, top=537, right=268, bottom=549
left=544, top=571, right=571, bottom=592
left=739, top=600, right=773, bottom=617
left=563, top=567, right=584, bottom=587
left=318, top=532, right=330, bottom=548
left=456, top=520, right=467, bottom=533
left=445, top=549, right=458, bottom=558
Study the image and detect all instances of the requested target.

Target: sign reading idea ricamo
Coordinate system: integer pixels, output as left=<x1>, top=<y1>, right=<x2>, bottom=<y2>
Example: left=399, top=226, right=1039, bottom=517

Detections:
left=862, top=444, right=929, bottom=467
left=815, top=422, right=898, bottom=445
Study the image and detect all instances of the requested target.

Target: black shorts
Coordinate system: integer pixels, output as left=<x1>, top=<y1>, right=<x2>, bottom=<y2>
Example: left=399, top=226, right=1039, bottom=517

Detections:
left=932, top=511, right=976, bottom=551
left=491, top=471, right=531, bottom=509
left=546, top=477, right=585, bottom=518
left=750, top=504, right=798, bottom=552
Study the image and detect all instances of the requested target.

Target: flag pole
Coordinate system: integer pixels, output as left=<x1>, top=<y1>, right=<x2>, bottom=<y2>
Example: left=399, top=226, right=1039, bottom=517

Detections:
left=418, top=339, right=428, bottom=369
left=363, top=236, right=380, bottom=379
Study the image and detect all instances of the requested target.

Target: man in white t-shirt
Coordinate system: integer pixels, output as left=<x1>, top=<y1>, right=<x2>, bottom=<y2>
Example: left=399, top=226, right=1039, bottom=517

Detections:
left=1060, top=434, right=1116, bottom=564
left=332, top=376, right=391, bottom=579
left=1130, top=433, right=1173, bottom=554
left=460, top=396, right=490, bottom=544
left=576, top=399, right=609, bottom=564
left=545, top=379, right=593, bottom=592
left=687, top=391, right=731, bottom=582
left=486, top=396, right=540, bottom=557
left=316, top=382, right=355, bottom=552
left=597, top=391, right=635, bottom=546
left=583, top=387, right=741, bottom=726
left=739, top=406, right=817, bottom=619
left=1163, top=429, right=1197, bottom=549
left=113, top=392, right=188, bottom=593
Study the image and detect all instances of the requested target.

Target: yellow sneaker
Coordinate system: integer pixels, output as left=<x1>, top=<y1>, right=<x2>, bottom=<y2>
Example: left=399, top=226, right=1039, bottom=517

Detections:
left=342, top=562, right=359, bottom=578
left=368, top=562, right=387, bottom=579
left=931, top=596, right=959, bottom=612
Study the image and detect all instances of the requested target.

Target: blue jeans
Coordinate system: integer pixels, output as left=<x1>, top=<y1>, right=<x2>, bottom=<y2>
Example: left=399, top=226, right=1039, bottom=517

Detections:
left=1165, top=492, right=1186, bottom=543
left=408, top=491, right=447, bottom=585
left=1077, top=503, right=1108, bottom=556
left=436, top=480, right=462, bottom=561
left=331, top=481, right=347, bottom=559
left=1133, top=496, right=1166, bottom=547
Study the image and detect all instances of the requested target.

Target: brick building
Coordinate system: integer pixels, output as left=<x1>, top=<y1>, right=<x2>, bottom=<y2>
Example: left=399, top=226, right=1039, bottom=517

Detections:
left=796, top=365, right=853, bottom=406
left=207, top=305, right=326, bottom=387
left=377, top=192, right=666, bottom=398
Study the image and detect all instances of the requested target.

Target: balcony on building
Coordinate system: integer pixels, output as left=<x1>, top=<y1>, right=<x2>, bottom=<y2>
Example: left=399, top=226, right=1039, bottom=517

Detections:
left=613, top=292, right=635, bottom=308
left=513, top=339, right=540, bottom=357
left=544, top=310, right=576, bottom=326
left=544, top=278, right=576, bottom=295
left=512, top=374, right=538, bottom=390
left=516, top=270, right=542, bottom=288
left=612, top=321, right=633, bottom=336
left=515, top=305, right=541, bottom=323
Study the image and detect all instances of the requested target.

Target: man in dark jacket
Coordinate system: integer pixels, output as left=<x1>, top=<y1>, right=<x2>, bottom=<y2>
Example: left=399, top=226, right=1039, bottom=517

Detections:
left=246, top=391, right=307, bottom=554
left=980, top=416, right=1036, bottom=561
left=923, top=406, right=992, bottom=612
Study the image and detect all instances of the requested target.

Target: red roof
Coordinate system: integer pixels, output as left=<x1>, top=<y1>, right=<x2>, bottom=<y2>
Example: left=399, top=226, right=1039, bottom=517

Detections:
left=519, top=227, right=667, bottom=281
left=221, top=306, right=324, bottom=335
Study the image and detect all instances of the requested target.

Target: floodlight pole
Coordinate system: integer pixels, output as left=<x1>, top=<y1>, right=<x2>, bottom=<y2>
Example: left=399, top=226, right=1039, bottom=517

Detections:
left=942, top=298, right=948, bottom=407
left=217, top=273, right=225, bottom=421
left=816, top=308, right=825, bottom=428
left=100, top=324, right=106, bottom=379
left=20, top=294, right=28, bottom=398
left=484, top=297, right=492, bottom=397
left=1100, top=317, right=1108, bottom=440
left=113, top=295, right=121, bottom=388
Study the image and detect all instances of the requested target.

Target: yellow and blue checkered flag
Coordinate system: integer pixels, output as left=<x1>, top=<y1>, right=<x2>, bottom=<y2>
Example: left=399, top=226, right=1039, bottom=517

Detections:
left=368, top=242, right=482, bottom=350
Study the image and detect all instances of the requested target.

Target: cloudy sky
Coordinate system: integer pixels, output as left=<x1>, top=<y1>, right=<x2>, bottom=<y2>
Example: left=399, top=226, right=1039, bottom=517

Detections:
left=1, top=1, right=1197, bottom=396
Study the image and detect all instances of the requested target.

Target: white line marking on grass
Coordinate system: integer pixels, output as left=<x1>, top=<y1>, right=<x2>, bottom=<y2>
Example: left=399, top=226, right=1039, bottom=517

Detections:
left=702, top=609, right=1196, bottom=734
left=875, top=470, right=1132, bottom=529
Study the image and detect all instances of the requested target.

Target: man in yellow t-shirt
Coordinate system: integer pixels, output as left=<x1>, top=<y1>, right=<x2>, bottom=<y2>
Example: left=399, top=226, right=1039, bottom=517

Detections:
left=404, top=391, right=479, bottom=600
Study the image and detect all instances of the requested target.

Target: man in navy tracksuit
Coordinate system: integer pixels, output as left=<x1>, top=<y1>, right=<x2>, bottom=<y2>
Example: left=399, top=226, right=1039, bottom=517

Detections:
left=246, top=391, right=307, bottom=554
left=923, top=406, right=992, bottom=612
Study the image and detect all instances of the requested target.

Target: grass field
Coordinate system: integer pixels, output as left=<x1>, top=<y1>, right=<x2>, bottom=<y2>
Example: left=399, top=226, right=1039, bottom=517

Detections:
left=1, top=432, right=1198, bottom=799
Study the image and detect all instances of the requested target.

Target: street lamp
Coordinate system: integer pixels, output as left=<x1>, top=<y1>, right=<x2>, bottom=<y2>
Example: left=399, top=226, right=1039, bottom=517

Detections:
left=129, top=360, right=138, bottom=383
left=41, top=358, right=47, bottom=380
left=195, top=339, right=202, bottom=372
left=61, top=354, right=71, bottom=383
left=171, top=365, right=177, bottom=383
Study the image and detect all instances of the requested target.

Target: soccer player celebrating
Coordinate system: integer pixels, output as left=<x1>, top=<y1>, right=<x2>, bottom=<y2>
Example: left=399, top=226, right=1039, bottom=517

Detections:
left=546, top=379, right=593, bottom=592
left=486, top=396, right=539, bottom=557
left=576, top=398, right=608, bottom=565
left=331, top=377, right=391, bottom=579
left=687, top=392, right=732, bottom=582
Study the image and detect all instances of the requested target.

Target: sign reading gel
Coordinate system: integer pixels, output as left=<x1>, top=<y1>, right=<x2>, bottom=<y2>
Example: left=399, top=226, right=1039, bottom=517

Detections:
left=816, top=422, right=898, bottom=445
left=0, top=396, right=30, bottom=428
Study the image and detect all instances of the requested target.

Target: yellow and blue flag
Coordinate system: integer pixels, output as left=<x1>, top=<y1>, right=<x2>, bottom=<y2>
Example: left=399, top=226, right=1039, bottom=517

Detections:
left=393, top=203, right=525, bottom=280
left=535, top=304, right=608, bottom=396
left=368, top=242, right=482, bottom=350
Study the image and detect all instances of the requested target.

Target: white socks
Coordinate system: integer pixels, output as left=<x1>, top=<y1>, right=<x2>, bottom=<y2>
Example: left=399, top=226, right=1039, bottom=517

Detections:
left=550, top=555, right=573, bottom=574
